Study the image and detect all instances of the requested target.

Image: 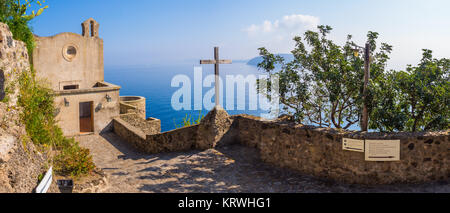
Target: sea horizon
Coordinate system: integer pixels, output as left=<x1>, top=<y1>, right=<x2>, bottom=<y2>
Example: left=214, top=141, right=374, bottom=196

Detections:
left=105, top=61, right=361, bottom=132
left=105, top=62, right=271, bottom=132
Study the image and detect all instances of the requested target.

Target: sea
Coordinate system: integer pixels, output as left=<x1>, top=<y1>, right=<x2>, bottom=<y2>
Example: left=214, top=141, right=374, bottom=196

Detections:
left=106, top=62, right=361, bottom=132
left=105, top=62, right=270, bottom=132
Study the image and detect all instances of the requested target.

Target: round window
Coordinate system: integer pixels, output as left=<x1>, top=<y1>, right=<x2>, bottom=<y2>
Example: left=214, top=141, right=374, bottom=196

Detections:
left=62, top=44, right=78, bottom=62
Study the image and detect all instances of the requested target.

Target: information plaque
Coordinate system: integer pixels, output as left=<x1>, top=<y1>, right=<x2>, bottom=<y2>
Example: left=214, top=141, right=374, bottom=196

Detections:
left=342, top=138, right=365, bottom=152
left=365, top=140, right=400, bottom=161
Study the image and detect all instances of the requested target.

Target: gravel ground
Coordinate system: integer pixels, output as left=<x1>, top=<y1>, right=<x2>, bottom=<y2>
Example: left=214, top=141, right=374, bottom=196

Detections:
left=76, top=133, right=449, bottom=193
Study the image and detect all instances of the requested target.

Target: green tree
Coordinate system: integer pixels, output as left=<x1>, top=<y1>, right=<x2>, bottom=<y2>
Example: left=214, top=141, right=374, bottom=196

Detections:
left=391, top=50, right=448, bottom=131
left=0, top=0, right=48, bottom=57
left=368, top=70, right=408, bottom=132
left=258, top=25, right=392, bottom=130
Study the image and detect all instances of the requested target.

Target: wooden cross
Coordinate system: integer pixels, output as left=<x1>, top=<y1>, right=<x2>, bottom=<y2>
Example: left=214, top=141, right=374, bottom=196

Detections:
left=200, top=47, right=232, bottom=107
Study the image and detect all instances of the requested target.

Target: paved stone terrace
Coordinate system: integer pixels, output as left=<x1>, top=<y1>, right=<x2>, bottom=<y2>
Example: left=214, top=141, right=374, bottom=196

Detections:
left=77, top=133, right=449, bottom=193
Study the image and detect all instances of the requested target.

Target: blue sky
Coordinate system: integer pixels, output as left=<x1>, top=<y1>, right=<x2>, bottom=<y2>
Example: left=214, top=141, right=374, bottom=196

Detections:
left=30, top=0, right=450, bottom=69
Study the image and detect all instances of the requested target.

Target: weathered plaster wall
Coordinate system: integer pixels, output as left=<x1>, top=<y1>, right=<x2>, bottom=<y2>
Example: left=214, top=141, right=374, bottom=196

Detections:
left=32, top=32, right=104, bottom=91
left=235, top=115, right=449, bottom=184
left=54, top=88, right=120, bottom=136
left=31, top=19, right=121, bottom=137
left=0, top=23, right=48, bottom=192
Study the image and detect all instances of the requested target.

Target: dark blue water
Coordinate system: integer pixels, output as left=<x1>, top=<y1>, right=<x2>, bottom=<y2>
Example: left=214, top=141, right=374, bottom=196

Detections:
left=105, top=63, right=270, bottom=132
left=106, top=62, right=361, bottom=132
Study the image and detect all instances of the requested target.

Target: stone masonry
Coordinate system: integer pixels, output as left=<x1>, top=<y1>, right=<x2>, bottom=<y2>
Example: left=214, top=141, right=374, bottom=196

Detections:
left=114, top=106, right=449, bottom=185
left=235, top=115, right=449, bottom=184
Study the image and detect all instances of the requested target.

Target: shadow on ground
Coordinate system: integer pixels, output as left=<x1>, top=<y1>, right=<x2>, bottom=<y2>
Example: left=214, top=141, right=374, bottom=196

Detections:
left=77, top=133, right=449, bottom=193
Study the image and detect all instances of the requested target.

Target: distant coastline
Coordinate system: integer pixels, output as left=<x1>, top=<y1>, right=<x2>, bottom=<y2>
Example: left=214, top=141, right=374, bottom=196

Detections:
left=246, top=54, right=294, bottom=66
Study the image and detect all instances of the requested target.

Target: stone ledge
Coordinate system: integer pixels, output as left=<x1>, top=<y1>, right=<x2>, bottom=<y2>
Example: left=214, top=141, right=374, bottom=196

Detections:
left=53, top=81, right=121, bottom=96
left=234, top=115, right=449, bottom=185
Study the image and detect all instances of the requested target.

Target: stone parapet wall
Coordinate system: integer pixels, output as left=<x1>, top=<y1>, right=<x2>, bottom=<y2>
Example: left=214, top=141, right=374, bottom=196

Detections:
left=145, top=125, right=199, bottom=153
left=113, top=107, right=235, bottom=154
left=119, top=102, right=137, bottom=115
left=112, top=116, right=147, bottom=151
left=234, top=115, right=449, bottom=184
left=112, top=105, right=448, bottom=185
left=120, top=96, right=146, bottom=119
left=119, top=114, right=161, bottom=135
left=113, top=115, right=198, bottom=153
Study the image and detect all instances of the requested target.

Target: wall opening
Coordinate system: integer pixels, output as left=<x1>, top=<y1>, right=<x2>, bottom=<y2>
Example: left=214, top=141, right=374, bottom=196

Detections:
left=66, top=46, right=77, bottom=56
left=62, top=44, right=77, bottom=62
left=79, top=101, right=94, bottom=133
left=0, top=69, right=4, bottom=101
left=90, top=21, right=95, bottom=37
left=63, top=85, right=79, bottom=90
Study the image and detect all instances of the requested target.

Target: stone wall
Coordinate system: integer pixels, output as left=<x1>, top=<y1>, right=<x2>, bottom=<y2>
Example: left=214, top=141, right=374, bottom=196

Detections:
left=112, top=116, right=147, bottom=151
left=113, top=105, right=448, bottom=185
left=119, top=114, right=161, bottom=135
left=145, top=125, right=199, bottom=153
left=120, top=102, right=137, bottom=115
left=234, top=115, right=449, bottom=184
left=113, top=114, right=197, bottom=153
left=113, top=106, right=236, bottom=154
left=120, top=96, right=146, bottom=119
left=0, top=23, right=48, bottom=192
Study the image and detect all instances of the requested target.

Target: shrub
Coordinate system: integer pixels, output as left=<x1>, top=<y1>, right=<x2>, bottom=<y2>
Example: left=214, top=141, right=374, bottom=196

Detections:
left=54, top=138, right=95, bottom=178
left=18, top=69, right=57, bottom=146
left=18, top=69, right=95, bottom=178
left=370, top=50, right=449, bottom=132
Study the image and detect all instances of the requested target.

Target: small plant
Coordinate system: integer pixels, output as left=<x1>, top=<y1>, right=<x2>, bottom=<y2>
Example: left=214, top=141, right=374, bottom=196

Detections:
left=174, top=110, right=205, bottom=128
left=37, top=173, right=44, bottom=183
left=53, top=138, right=95, bottom=178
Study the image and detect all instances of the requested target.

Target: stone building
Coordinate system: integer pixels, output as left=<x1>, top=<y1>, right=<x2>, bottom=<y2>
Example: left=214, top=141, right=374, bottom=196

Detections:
left=32, top=18, right=124, bottom=136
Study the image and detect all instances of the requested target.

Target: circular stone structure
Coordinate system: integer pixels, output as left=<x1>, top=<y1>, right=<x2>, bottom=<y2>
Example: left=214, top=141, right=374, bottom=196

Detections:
left=120, top=96, right=146, bottom=119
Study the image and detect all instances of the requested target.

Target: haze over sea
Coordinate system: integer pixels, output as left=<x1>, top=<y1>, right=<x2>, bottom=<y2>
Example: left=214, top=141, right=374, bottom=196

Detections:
left=105, top=62, right=269, bottom=132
